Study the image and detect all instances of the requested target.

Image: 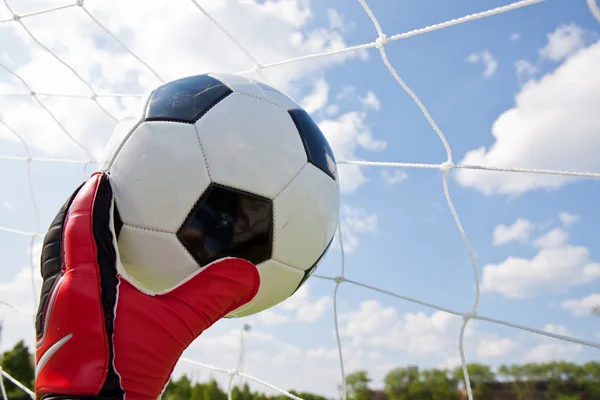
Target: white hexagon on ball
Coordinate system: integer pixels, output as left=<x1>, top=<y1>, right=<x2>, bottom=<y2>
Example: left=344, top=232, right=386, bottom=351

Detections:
left=195, top=92, right=307, bottom=198
left=108, top=121, right=211, bottom=232
left=272, top=163, right=339, bottom=271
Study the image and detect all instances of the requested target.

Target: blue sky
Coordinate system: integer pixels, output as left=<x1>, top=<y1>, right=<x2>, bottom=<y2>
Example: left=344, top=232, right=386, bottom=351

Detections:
left=1, top=0, right=600, bottom=398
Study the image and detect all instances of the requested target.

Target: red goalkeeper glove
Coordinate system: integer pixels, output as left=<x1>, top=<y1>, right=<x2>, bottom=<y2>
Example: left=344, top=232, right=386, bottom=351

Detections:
left=34, top=172, right=260, bottom=400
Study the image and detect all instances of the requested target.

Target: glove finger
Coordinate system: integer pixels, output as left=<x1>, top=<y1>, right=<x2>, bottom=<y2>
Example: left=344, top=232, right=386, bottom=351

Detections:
left=63, top=172, right=117, bottom=277
left=112, top=257, right=259, bottom=398
left=167, top=256, right=261, bottom=320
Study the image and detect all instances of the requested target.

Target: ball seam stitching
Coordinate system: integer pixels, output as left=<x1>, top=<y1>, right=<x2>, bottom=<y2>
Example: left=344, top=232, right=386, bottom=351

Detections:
left=121, top=222, right=171, bottom=234
left=207, top=73, right=286, bottom=110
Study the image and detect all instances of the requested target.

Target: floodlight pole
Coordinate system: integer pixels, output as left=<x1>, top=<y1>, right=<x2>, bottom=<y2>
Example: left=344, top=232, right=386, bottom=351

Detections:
left=237, top=323, right=251, bottom=388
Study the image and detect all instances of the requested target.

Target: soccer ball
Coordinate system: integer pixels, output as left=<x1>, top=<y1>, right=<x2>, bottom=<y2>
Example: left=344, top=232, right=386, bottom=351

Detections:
left=99, top=72, right=339, bottom=317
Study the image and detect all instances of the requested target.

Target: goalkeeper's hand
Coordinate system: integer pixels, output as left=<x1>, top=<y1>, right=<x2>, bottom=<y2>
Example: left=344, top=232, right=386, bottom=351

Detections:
left=34, top=172, right=260, bottom=400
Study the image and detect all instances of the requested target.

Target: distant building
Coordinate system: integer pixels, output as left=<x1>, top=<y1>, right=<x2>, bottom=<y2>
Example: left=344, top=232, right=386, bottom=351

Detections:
left=371, top=389, right=387, bottom=400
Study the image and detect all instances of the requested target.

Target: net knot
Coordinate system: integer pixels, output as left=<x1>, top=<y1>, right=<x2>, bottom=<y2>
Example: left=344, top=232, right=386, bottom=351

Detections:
left=334, top=276, right=345, bottom=285
left=228, top=369, right=239, bottom=377
left=462, top=311, right=477, bottom=321
left=89, top=94, right=98, bottom=101
left=29, top=90, right=36, bottom=96
left=75, top=0, right=84, bottom=7
left=12, top=14, right=20, bottom=21
left=439, top=160, right=454, bottom=172
left=375, top=34, right=387, bottom=49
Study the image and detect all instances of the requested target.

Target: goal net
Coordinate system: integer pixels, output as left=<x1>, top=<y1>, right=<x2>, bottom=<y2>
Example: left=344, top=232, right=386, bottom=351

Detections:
left=1, top=1, right=600, bottom=400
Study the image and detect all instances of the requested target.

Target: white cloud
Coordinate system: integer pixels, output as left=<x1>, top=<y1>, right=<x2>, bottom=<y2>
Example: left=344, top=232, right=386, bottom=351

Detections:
left=561, top=293, right=600, bottom=317
left=540, top=24, right=588, bottom=62
left=337, top=205, right=378, bottom=253
left=524, top=324, right=582, bottom=363
left=525, top=341, right=583, bottom=363
left=184, top=325, right=338, bottom=394
left=456, top=38, right=600, bottom=196
left=381, top=169, right=408, bottom=185
left=332, top=85, right=381, bottom=110
left=325, top=104, right=339, bottom=116
left=482, top=229, right=600, bottom=298
left=338, top=300, right=522, bottom=369
left=515, top=59, right=538, bottom=83
left=514, top=24, right=593, bottom=86
left=493, top=218, right=532, bottom=246
left=306, top=346, right=339, bottom=361
left=327, top=9, right=345, bottom=31
left=339, top=300, right=476, bottom=358
left=193, top=326, right=275, bottom=355
left=533, top=228, right=569, bottom=249
left=300, top=78, right=329, bottom=113
left=252, top=282, right=331, bottom=326
left=278, top=283, right=331, bottom=323
left=543, top=323, right=571, bottom=336
left=359, top=90, right=380, bottom=110
left=477, top=338, right=519, bottom=359
left=558, top=211, right=579, bottom=226
left=319, top=111, right=386, bottom=193
left=256, top=309, right=292, bottom=325
left=314, top=88, right=384, bottom=193
left=336, top=85, right=356, bottom=101
left=466, top=49, right=498, bottom=78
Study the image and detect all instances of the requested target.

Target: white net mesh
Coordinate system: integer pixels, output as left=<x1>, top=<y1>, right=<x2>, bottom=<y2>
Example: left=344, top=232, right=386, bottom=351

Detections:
left=1, top=1, right=600, bottom=400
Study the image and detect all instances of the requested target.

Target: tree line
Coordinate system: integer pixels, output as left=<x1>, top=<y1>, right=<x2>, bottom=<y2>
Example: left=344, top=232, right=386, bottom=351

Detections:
left=343, top=362, right=600, bottom=400
left=1, top=340, right=599, bottom=399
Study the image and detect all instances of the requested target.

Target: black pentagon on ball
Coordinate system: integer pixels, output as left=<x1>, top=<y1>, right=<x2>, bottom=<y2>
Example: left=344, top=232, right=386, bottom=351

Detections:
left=288, top=109, right=337, bottom=181
left=144, top=74, right=232, bottom=123
left=177, top=184, right=273, bottom=267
